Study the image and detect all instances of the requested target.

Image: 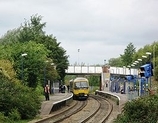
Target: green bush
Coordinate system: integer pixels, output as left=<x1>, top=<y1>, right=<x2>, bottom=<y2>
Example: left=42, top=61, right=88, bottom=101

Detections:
left=114, top=94, right=158, bottom=123
left=90, top=86, right=99, bottom=93
left=0, top=112, right=12, bottom=123
left=35, top=83, right=44, bottom=96
left=11, top=86, right=41, bottom=119
left=8, top=109, right=21, bottom=121
left=0, top=74, right=41, bottom=121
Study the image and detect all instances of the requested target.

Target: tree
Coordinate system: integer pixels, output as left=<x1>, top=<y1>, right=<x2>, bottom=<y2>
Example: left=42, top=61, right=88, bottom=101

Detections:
left=108, top=57, right=123, bottom=67
left=120, top=43, right=136, bottom=67
left=0, top=41, right=53, bottom=88
left=0, top=60, right=41, bottom=121
left=0, top=14, right=69, bottom=86
left=18, top=14, right=46, bottom=43
left=88, top=76, right=100, bottom=86
left=17, top=14, right=69, bottom=81
left=0, top=60, right=17, bottom=81
left=0, top=28, right=21, bottom=45
left=11, top=41, right=51, bottom=87
left=35, top=35, right=69, bottom=81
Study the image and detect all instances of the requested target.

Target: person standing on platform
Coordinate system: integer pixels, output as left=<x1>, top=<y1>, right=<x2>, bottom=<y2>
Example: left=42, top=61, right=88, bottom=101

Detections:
left=67, top=85, right=70, bottom=93
left=44, top=84, right=50, bottom=101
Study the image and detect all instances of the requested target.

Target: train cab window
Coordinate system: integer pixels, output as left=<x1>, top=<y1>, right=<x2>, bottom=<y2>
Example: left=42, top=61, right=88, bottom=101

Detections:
left=75, top=81, right=88, bottom=89
left=80, top=82, right=88, bottom=88
left=74, top=82, right=80, bottom=89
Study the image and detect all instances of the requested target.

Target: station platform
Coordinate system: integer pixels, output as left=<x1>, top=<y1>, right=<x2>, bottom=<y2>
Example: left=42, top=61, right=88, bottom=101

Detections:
left=105, top=90, right=128, bottom=109
left=40, top=92, right=73, bottom=116
left=97, top=87, right=128, bottom=110
left=40, top=88, right=128, bottom=116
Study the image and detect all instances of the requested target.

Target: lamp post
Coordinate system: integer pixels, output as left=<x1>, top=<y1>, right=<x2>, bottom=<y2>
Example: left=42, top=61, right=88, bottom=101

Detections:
left=21, top=53, right=27, bottom=84
left=153, top=44, right=157, bottom=75
left=131, top=64, right=135, bottom=68
left=135, top=60, right=139, bottom=64
left=44, top=60, right=49, bottom=86
left=104, top=59, right=106, bottom=66
left=135, top=60, right=140, bottom=75
left=51, top=63, right=56, bottom=69
left=78, top=49, right=80, bottom=65
left=123, top=66, right=126, bottom=75
left=51, top=63, right=56, bottom=93
left=137, top=59, right=142, bottom=77
left=44, top=61, right=56, bottom=87
left=133, top=62, right=138, bottom=75
left=146, top=52, right=152, bottom=56
left=131, top=64, right=135, bottom=75
left=142, top=55, right=147, bottom=67
left=134, top=62, right=138, bottom=75
left=138, top=58, right=142, bottom=65
left=138, top=59, right=142, bottom=61
left=127, top=65, right=131, bottom=75
left=141, top=55, right=148, bottom=95
left=142, top=55, right=147, bottom=60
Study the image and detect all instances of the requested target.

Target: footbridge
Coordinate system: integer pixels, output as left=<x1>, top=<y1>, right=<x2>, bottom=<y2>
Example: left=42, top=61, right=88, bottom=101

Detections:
left=65, top=65, right=138, bottom=91
left=65, top=65, right=138, bottom=75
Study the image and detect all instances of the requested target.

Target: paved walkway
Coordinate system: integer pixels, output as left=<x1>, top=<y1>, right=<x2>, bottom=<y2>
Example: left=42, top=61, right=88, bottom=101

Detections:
left=103, top=87, right=129, bottom=110
left=28, top=93, right=72, bottom=123
left=40, top=92, right=72, bottom=116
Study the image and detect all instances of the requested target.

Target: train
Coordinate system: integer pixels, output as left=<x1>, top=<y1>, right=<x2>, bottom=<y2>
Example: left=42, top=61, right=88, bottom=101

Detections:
left=69, top=77, right=89, bottom=100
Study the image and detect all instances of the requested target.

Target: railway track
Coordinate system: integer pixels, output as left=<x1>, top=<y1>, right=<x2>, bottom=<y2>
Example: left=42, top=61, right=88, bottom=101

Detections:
left=34, top=99, right=87, bottom=123
left=34, top=94, right=114, bottom=123
left=60, top=95, right=113, bottom=123
left=81, top=95, right=113, bottom=123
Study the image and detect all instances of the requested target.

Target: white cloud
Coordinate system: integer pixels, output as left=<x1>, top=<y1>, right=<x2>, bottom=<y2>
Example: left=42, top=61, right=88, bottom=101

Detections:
left=0, top=0, right=158, bottom=65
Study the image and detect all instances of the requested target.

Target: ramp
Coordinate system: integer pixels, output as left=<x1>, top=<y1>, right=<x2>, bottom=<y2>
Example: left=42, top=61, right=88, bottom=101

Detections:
left=40, top=101, right=54, bottom=115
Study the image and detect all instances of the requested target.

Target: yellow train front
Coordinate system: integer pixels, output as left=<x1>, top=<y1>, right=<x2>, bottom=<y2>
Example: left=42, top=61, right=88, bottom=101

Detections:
left=69, top=77, right=89, bottom=100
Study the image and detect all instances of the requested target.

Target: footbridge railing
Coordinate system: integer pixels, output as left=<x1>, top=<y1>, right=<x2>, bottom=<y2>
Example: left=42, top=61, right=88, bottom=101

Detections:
left=65, top=65, right=138, bottom=75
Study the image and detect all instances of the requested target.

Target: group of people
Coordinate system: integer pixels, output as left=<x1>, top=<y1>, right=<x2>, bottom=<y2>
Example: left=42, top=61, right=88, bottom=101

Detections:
left=44, top=84, right=70, bottom=101
left=59, top=84, right=70, bottom=93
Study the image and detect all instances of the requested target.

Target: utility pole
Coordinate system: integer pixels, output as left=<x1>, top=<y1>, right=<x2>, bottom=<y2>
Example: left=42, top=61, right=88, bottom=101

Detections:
left=78, top=49, right=80, bottom=65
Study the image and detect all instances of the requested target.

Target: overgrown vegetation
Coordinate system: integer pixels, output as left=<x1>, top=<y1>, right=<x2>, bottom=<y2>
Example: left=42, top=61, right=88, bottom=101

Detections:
left=109, top=42, right=158, bottom=81
left=109, top=42, right=158, bottom=122
left=114, top=94, right=158, bottom=123
left=0, top=13, right=158, bottom=122
left=0, top=68, right=41, bottom=122
left=0, top=14, right=69, bottom=122
left=0, top=14, right=69, bottom=88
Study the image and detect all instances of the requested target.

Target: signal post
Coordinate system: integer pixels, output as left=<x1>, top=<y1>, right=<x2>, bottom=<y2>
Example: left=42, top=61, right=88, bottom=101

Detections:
left=139, top=63, right=153, bottom=96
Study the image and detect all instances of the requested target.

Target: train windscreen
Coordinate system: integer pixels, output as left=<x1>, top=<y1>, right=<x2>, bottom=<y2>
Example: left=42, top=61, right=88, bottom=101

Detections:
left=75, top=81, right=88, bottom=89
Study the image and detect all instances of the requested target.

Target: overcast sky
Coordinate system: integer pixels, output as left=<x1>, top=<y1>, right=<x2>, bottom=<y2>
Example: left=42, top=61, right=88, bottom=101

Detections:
left=0, top=0, right=158, bottom=65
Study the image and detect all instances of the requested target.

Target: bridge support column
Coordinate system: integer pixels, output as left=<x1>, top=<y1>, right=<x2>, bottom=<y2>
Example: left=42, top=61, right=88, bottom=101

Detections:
left=99, top=75, right=102, bottom=91
left=101, top=65, right=110, bottom=91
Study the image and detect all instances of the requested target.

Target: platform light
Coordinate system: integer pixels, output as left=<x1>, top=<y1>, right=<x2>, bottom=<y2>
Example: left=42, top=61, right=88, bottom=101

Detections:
left=138, top=59, right=142, bottom=61
left=142, top=55, right=147, bottom=58
left=21, top=53, right=27, bottom=84
left=133, top=62, right=137, bottom=65
left=131, top=64, right=135, bottom=67
left=51, top=63, right=56, bottom=69
left=146, top=52, right=151, bottom=55
left=135, top=60, right=139, bottom=63
left=21, top=53, right=27, bottom=57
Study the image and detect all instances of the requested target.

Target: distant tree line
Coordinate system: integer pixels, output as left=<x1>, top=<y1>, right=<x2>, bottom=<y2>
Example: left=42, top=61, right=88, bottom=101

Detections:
left=109, top=42, right=158, bottom=80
